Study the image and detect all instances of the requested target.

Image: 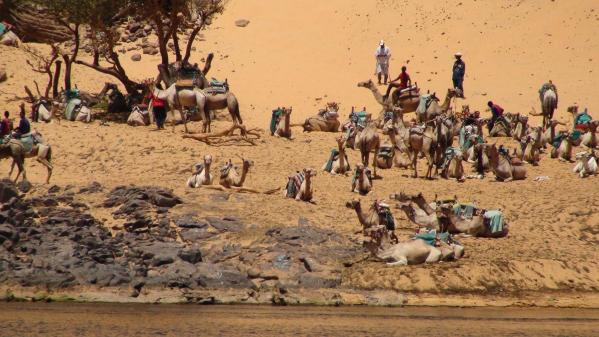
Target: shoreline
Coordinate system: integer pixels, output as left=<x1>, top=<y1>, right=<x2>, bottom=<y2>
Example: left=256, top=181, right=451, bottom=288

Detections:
left=3, top=285, right=599, bottom=308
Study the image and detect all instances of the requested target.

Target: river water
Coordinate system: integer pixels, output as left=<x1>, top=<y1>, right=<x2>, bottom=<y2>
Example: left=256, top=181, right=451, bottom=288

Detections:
left=1, top=302, right=598, bottom=337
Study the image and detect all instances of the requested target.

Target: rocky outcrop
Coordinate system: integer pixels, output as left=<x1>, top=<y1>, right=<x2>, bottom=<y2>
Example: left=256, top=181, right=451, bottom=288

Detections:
left=0, top=2, right=70, bottom=43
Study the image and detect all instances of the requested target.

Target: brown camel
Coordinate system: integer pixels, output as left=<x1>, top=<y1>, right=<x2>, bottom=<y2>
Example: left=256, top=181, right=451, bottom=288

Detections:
left=0, top=141, right=27, bottom=183
left=351, top=163, right=372, bottom=195
left=322, top=136, right=350, bottom=174
left=396, top=201, right=439, bottom=230
left=219, top=158, right=253, bottom=188
left=356, top=79, right=411, bottom=116
left=284, top=168, right=316, bottom=202
left=346, top=199, right=398, bottom=243
left=540, top=119, right=566, bottom=149
left=355, top=121, right=380, bottom=178
left=512, top=114, right=529, bottom=142
left=483, top=144, right=527, bottom=181
left=551, top=131, right=575, bottom=162
left=581, top=120, right=599, bottom=149
left=515, top=133, right=541, bottom=166
left=300, top=102, right=341, bottom=132
left=436, top=205, right=509, bottom=238
left=415, top=89, right=457, bottom=123
left=273, top=107, right=292, bottom=138
left=6, top=132, right=53, bottom=184
left=408, top=125, right=436, bottom=179
left=204, top=91, right=243, bottom=132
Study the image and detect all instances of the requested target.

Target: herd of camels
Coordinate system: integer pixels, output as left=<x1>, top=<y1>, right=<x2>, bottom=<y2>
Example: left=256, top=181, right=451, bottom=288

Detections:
left=1, top=73, right=597, bottom=266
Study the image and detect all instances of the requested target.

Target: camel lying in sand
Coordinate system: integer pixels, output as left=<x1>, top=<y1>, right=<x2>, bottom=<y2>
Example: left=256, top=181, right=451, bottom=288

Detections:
left=220, top=158, right=253, bottom=188
left=479, top=143, right=526, bottom=181
left=515, top=132, right=541, bottom=166
left=551, top=131, right=575, bottom=162
left=322, top=137, right=350, bottom=174
left=300, top=102, right=341, bottom=132
left=396, top=201, right=439, bottom=230
left=351, top=163, right=372, bottom=195
left=581, top=120, right=598, bottom=149
left=512, top=114, right=529, bottom=142
left=436, top=204, right=509, bottom=238
left=346, top=199, right=398, bottom=243
left=272, top=107, right=292, bottom=138
left=187, top=155, right=214, bottom=188
left=285, top=168, right=316, bottom=202
left=440, top=147, right=465, bottom=181
left=573, top=151, right=597, bottom=178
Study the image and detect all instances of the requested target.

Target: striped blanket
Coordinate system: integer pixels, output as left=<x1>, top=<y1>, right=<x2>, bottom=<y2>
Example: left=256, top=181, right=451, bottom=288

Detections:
left=285, top=172, right=305, bottom=198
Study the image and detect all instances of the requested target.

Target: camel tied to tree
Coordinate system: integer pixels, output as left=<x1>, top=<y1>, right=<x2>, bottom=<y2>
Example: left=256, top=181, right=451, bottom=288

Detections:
left=147, top=81, right=208, bottom=133
left=573, top=150, right=597, bottom=178
left=351, top=163, right=372, bottom=195
left=219, top=158, right=253, bottom=188
left=481, top=143, right=527, bottom=181
left=346, top=199, right=399, bottom=244
left=284, top=168, right=316, bottom=202
left=436, top=204, right=509, bottom=238
left=270, top=107, right=292, bottom=138
left=298, top=102, right=341, bottom=132
left=187, top=155, right=214, bottom=188
left=322, top=136, right=350, bottom=174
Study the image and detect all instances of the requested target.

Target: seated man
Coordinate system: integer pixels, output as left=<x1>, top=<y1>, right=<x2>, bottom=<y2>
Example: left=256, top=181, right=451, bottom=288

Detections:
left=13, top=105, right=30, bottom=138
left=0, top=111, right=11, bottom=137
left=383, top=66, right=411, bottom=101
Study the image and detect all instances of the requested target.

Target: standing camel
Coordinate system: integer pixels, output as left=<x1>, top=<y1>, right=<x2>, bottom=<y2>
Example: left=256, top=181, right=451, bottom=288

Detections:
left=147, top=81, right=208, bottom=133
left=1, top=142, right=26, bottom=183
left=203, top=91, right=243, bottom=131
left=408, top=125, right=436, bottom=179
left=355, top=122, right=380, bottom=178
left=6, top=133, right=53, bottom=184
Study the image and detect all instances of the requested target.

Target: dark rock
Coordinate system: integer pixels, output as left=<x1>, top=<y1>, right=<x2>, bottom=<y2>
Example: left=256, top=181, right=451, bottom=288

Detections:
left=298, top=273, right=341, bottom=289
left=235, top=19, right=250, bottom=27
left=180, top=228, right=215, bottom=242
left=178, top=247, right=202, bottom=264
left=131, top=53, right=142, bottom=62
left=0, top=180, right=19, bottom=203
left=0, top=70, right=7, bottom=83
left=195, top=263, right=252, bottom=289
left=78, top=182, right=103, bottom=194
left=17, top=180, right=32, bottom=193
left=175, top=215, right=207, bottom=229
left=47, top=185, right=61, bottom=194
left=207, top=216, right=244, bottom=233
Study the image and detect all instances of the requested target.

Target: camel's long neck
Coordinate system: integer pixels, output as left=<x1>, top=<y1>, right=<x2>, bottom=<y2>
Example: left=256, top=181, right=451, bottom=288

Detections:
left=284, top=113, right=290, bottom=135
left=415, top=199, right=435, bottom=216
left=237, top=164, right=249, bottom=186
left=388, top=129, right=398, bottom=147
left=488, top=149, right=500, bottom=171
left=365, top=85, right=384, bottom=105
left=441, top=94, right=452, bottom=112
left=204, top=163, right=211, bottom=177
left=338, top=145, right=345, bottom=168
left=354, top=204, right=369, bottom=229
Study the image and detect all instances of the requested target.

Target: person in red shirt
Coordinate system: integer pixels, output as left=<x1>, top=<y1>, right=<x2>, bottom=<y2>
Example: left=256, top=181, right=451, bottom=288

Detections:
left=487, top=101, right=504, bottom=131
left=148, top=83, right=167, bottom=130
left=384, top=66, right=411, bottom=101
left=0, top=111, right=11, bottom=137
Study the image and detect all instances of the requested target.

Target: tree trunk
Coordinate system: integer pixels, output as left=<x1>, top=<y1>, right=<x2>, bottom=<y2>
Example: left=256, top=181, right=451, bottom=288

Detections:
left=62, top=24, right=80, bottom=92
left=52, top=60, right=62, bottom=98
left=44, top=70, right=53, bottom=98
left=172, top=28, right=182, bottom=62
left=154, top=18, right=169, bottom=66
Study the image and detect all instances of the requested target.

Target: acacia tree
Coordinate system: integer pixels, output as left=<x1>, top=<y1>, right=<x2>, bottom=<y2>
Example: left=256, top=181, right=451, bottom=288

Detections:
left=22, top=44, right=59, bottom=98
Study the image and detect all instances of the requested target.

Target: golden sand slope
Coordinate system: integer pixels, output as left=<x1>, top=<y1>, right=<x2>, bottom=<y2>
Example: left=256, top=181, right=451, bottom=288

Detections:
left=1, top=0, right=599, bottom=303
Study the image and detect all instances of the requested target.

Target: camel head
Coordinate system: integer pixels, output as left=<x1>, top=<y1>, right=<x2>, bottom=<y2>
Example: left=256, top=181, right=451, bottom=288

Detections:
left=345, top=199, right=361, bottom=210
left=357, top=80, right=374, bottom=88
left=327, top=102, right=339, bottom=111
left=447, top=88, right=458, bottom=99
left=302, top=167, right=317, bottom=179
left=567, top=105, right=579, bottom=114
left=242, top=158, right=254, bottom=171
left=519, top=115, right=529, bottom=125
left=389, top=191, right=413, bottom=202
left=203, top=154, right=213, bottom=166
left=589, top=120, right=599, bottom=132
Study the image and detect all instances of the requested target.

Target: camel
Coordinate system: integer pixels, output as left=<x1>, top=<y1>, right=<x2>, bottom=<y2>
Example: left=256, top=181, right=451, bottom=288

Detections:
left=383, top=124, right=412, bottom=169
left=187, top=155, right=214, bottom=188
left=408, top=125, right=436, bottom=179
left=0, top=141, right=26, bottom=183
left=551, top=131, right=575, bottom=162
left=147, top=81, right=208, bottom=133
left=515, top=134, right=541, bottom=166
left=322, top=136, right=350, bottom=174
left=356, top=80, right=401, bottom=114
left=32, top=99, right=60, bottom=123
left=204, top=91, right=243, bottom=131
left=512, top=115, right=529, bottom=142
left=346, top=199, right=398, bottom=243
left=284, top=168, right=316, bottom=202
left=581, top=120, right=599, bottom=149
left=354, top=121, right=380, bottom=177
left=414, top=89, right=457, bottom=123
left=376, top=143, right=395, bottom=169
left=540, top=119, right=566, bottom=149
left=127, top=106, right=151, bottom=126
left=488, top=117, right=512, bottom=137
left=483, top=143, right=527, bottom=181
left=434, top=115, right=455, bottom=172
left=219, top=158, right=253, bottom=188
left=351, top=163, right=372, bottom=195
left=436, top=205, right=509, bottom=238
left=272, top=107, right=292, bottom=138
left=3, top=132, right=53, bottom=184
left=539, top=89, right=557, bottom=127
left=362, top=230, right=443, bottom=266
left=389, top=192, right=439, bottom=216
left=396, top=201, right=439, bottom=230
left=573, top=151, right=597, bottom=178
left=440, top=148, right=465, bottom=181
left=299, top=102, right=341, bottom=132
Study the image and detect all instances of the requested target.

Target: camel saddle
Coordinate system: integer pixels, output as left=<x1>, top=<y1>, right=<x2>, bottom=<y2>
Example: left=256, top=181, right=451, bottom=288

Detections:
left=396, top=85, right=420, bottom=99
left=409, top=125, right=426, bottom=135
left=175, top=79, right=195, bottom=90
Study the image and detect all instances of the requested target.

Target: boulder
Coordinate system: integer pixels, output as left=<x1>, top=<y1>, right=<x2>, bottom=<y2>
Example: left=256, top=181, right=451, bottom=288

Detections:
left=131, top=53, right=142, bottom=62
left=0, top=70, right=7, bottom=83
left=0, top=180, right=19, bottom=203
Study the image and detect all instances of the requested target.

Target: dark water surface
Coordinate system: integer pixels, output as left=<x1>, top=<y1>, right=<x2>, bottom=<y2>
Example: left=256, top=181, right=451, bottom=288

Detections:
left=1, top=302, right=599, bottom=337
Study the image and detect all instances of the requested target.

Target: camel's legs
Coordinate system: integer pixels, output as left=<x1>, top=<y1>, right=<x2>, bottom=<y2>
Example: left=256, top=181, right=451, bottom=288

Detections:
left=386, top=257, right=407, bottom=266
left=8, top=159, right=15, bottom=178
left=36, top=158, right=53, bottom=184
left=411, top=150, right=418, bottom=178
left=372, top=146, right=379, bottom=178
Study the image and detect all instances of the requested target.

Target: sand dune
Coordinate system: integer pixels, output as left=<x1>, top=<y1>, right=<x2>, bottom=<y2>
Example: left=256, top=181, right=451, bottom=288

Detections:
left=1, top=0, right=599, bottom=305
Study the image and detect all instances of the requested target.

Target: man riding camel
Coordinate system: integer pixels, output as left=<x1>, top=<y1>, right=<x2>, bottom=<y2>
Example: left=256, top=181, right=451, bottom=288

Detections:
left=452, top=52, right=466, bottom=97
left=375, top=40, right=391, bottom=85
left=383, top=66, right=411, bottom=101
left=539, top=80, right=558, bottom=108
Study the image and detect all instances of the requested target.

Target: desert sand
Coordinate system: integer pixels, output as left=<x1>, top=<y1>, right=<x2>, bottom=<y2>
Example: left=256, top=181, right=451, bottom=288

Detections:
left=1, top=0, right=599, bottom=306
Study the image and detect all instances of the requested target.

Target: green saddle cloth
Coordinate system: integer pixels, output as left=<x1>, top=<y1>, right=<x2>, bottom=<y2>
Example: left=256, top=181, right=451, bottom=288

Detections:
left=484, top=210, right=504, bottom=234
left=17, top=135, right=34, bottom=153
left=324, top=149, right=340, bottom=172
left=270, top=109, right=283, bottom=134
left=415, top=232, right=450, bottom=246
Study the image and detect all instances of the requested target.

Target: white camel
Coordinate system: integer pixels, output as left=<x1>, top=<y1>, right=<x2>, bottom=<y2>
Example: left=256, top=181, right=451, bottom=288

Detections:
left=187, top=155, right=214, bottom=188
